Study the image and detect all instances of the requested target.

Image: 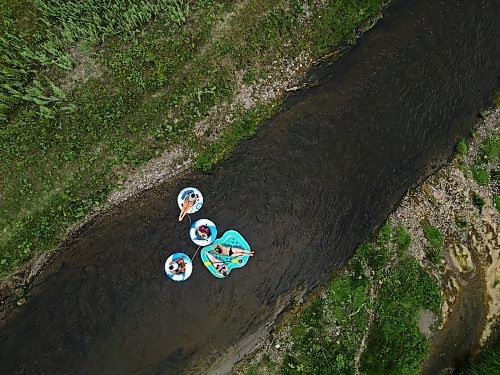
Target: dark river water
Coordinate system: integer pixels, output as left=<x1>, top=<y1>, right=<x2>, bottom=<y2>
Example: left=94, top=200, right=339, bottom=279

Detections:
left=1, top=0, right=499, bottom=374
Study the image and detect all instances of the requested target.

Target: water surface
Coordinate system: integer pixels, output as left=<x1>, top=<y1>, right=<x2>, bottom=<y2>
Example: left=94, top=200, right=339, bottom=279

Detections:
left=1, top=0, right=499, bottom=373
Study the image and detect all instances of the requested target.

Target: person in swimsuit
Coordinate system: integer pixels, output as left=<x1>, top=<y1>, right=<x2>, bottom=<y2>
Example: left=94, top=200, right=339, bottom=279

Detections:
left=168, top=257, right=186, bottom=274
left=196, top=224, right=211, bottom=241
left=212, top=243, right=254, bottom=257
left=178, top=190, right=199, bottom=221
left=206, top=252, right=229, bottom=277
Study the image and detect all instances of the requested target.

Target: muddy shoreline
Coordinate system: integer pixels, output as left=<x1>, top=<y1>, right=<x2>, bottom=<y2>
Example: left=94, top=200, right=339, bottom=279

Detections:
left=1, top=1, right=499, bottom=374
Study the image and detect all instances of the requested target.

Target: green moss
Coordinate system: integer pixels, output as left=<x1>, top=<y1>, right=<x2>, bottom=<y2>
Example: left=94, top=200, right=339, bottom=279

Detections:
left=423, top=222, right=444, bottom=250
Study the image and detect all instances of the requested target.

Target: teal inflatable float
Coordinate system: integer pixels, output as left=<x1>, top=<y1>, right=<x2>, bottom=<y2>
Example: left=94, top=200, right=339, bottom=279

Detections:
left=200, top=230, right=253, bottom=278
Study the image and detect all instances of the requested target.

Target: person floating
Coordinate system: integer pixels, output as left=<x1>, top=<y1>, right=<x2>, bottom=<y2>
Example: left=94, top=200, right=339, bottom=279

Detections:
left=177, top=187, right=203, bottom=221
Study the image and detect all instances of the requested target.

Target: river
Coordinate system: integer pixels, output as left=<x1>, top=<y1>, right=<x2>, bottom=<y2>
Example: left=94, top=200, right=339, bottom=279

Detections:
left=0, top=0, right=499, bottom=374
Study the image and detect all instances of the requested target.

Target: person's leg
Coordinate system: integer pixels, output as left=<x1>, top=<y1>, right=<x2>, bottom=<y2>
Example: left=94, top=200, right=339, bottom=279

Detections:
left=232, top=249, right=254, bottom=256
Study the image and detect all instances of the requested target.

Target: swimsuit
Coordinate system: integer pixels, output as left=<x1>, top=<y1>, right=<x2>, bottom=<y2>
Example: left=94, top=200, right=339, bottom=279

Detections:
left=215, top=245, right=234, bottom=256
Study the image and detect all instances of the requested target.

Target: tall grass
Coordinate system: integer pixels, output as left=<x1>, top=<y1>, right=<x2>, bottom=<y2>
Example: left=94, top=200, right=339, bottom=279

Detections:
left=0, top=0, right=190, bottom=122
left=459, top=344, right=500, bottom=375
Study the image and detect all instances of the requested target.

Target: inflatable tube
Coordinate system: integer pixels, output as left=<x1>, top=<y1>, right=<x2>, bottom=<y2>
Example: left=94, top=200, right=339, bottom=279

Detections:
left=200, top=230, right=252, bottom=278
left=165, top=253, right=193, bottom=282
left=190, top=219, right=217, bottom=246
left=177, top=187, right=203, bottom=221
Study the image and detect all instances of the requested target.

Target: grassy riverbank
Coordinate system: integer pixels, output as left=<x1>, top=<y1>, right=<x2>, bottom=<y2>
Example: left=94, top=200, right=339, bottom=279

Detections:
left=0, top=0, right=387, bottom=278
left=239, top=224, right=442, bottom=375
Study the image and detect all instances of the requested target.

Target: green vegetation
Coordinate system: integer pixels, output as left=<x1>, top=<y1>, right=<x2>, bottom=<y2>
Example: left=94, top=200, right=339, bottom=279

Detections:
left=468, top=132, right=499, bottom=185
left=456, top=138, right=467, bottom=156
left=0, top=0, right=387, bottom=277
left=492, top=170, right=500, bottom=182
left=361, top=256, right=441, bottom=374
left=455, top=215, right=468, bottom=229
left=422, top=222, right=444, bottom=265
left=394, top=224, right=411, bottom=256
left=194, top=101, right=280, bottom=172
left=423, top=222, right=444, bottom=250
left=360, top=226, right=441, bottom=374
left=282, top=258, right=370, bottom=374
left=472, top=192, right=486, bottom=212
left=471, top=165, right=489, bottom=185
left=459, top=128, right=498, bottom=185
left=459, top=343, right=500, bottom=375
left=248, top=223, right=441, bottom=374
left=494, top=195, right=500, bottom=212
left=479, top=135, right=500, bottom=164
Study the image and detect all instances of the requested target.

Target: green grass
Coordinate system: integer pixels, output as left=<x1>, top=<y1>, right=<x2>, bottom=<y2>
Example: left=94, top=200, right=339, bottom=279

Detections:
left=282, top=257, right=370, bottom=375
left=459, top=344, right=500, bottom=375
left=479, top=135, right=500, bottom=164
left=194, top=101, right=281, bottom=172
left=423, top=222, right=444, bottom=250
left=360, top=257, right=441, bottom=374
left=494, top=195, right=500, bottom=212
left=256, top=223, right=441, bottom=375
left=360, top=224, right=442, bottom=374
left=471, top=165, right=489, bottom=185
left=422, top=222, right=444, bottom=265
left=394, top=224, right=411, bottom=256
left=0, top=0, right=193, bottom=121
left=456, top=138, right=467, bottom=156
left=467, top=132, right=499, bottom=187
left=0, top=0, right=387, bottom=278
left=355, top=222, right=392, bottom=279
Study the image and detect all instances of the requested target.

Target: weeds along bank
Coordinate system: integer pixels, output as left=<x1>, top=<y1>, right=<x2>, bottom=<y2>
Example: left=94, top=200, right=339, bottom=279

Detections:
left=236, top=106, right=499, bottom=374
left=0, top=0, right=388, bottom=281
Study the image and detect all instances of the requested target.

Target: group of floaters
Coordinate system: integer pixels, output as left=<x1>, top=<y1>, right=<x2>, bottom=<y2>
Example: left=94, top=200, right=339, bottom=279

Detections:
left=165, top=187, right=253, bottom=282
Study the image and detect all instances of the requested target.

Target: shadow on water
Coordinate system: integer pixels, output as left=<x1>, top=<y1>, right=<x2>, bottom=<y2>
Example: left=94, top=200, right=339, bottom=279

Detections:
left=1, top=0, right=499, bottom=373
